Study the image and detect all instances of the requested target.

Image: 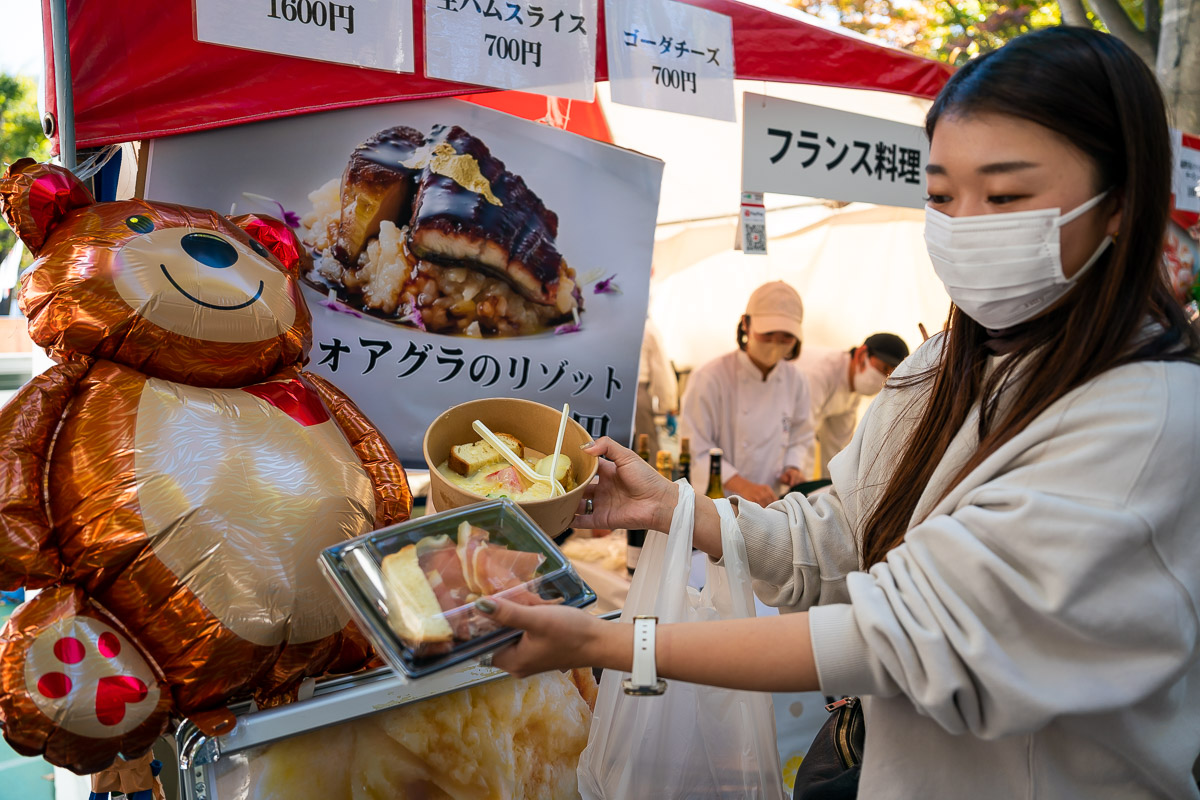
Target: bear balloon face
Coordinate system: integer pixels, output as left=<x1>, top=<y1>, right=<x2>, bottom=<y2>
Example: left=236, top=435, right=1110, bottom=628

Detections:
left=110, top=212, right=299, bottom=342
left=4, top=160, right=312, bottom=387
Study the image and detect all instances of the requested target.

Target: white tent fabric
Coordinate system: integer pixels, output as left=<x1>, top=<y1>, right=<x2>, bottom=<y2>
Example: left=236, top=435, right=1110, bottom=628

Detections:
left=649, top=204, right=949, bottom=370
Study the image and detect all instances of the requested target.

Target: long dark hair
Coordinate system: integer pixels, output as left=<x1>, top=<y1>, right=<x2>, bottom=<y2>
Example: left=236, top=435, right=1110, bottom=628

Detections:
left=861, top=27, right=1200, bottom=568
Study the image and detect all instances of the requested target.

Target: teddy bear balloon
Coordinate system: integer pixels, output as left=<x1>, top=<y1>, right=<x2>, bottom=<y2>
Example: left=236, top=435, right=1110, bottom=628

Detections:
left=0, top=159, right=412, bottom=773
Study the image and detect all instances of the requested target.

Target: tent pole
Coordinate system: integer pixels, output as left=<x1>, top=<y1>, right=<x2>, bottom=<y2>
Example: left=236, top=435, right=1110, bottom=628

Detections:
left=49, top=0, right=76, bottom=171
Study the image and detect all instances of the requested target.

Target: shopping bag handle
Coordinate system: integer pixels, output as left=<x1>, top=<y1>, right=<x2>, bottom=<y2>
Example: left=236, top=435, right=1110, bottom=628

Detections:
left=713, top=498, right=758, bottom=619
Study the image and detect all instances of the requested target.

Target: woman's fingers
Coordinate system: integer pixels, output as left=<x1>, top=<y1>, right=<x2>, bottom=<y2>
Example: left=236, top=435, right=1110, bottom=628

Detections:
left=573, top=485, right=598, bottom=526
left=475, top=597, right=595, bottom=677
left=596, top=458, right=617, bottom=481
left=583, top=436, right=639, bottom=468
left=475, top=596, right=534, bottom=631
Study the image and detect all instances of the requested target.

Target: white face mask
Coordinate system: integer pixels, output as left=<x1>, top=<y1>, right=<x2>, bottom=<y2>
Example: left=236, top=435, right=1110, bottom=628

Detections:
left=924, top=191, right=1113, bottom=329
left=852, top=362, right=887, bottom=396
left=746, top=336, right=792, bottom=368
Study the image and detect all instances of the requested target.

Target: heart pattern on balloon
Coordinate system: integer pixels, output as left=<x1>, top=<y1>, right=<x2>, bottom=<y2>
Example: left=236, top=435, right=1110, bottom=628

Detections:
left=24, top=615, right=161, bottom=739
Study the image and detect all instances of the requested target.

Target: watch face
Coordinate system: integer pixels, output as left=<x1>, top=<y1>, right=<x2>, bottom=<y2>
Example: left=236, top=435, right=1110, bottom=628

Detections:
left=621, top=678, right=668, bottom=696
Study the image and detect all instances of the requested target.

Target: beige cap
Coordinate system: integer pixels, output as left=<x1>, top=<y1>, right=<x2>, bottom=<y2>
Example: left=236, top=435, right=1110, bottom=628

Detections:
left=745, top=281, right=803, bottom=341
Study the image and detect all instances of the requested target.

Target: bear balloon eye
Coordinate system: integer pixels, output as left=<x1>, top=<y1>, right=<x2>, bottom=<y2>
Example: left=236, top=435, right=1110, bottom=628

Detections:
left=125, top=215, right=155, bottom=234
left=247, top=238, right=271, bottom=259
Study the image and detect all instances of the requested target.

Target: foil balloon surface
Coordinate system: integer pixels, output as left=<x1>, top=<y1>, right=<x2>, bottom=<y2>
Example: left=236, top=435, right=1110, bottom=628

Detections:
left=0, top=159, right=412, bottom=773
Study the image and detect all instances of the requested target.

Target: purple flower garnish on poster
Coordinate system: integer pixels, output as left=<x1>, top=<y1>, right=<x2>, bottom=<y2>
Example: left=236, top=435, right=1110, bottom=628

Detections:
left=242, top=192, right=301, bottom=228
left=399, top=304, right=427, bottom=332
left=593, top=274, right=620, bottom=295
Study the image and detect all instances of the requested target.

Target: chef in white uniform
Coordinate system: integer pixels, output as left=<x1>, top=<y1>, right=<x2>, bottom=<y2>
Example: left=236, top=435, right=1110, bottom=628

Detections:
left=680, top=281, right=814, bottom=507
left=798, top=332, right=909, bottom=479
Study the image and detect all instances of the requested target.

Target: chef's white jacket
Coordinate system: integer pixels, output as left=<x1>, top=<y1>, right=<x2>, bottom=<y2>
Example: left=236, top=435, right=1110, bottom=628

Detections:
left=797, top=345, right=861, bottom=479
left=680, top=349, right=815, bottom=495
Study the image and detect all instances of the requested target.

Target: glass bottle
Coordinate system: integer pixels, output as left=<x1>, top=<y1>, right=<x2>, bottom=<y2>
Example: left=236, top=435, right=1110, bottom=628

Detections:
left=655, top=450, right=673, bottom=480
left=705, top=448, right=725, bottom=500
left=677, top=437, right=691, bottom=484
left=626, top=437, right=653, bottom=575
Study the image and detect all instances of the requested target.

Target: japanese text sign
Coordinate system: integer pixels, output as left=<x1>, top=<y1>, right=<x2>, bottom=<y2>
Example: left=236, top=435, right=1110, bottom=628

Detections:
left=425, top=0, right=598, bottom=101
left=605, top=0, right=735, bottom=121
left=742, top=93, right=929, bottom=209
left=144, top=98, right=663, bottom=465
left=1171, top=128, right=1200, bottom=214
left=194, top=0, right=415, bottom=73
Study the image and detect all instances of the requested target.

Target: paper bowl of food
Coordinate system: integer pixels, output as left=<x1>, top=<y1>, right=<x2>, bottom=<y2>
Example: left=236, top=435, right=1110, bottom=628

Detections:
left=423, top=398, right=599, bottom=536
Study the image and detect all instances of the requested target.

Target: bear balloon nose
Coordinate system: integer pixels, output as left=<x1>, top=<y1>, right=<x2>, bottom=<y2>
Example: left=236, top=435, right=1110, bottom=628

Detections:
left=181, top=233, right=239, bottom=269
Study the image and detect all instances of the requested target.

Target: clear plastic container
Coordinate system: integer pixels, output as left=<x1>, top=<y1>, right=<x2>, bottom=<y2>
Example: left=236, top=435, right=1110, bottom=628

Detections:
left=320, top=499, right=596, bottom=679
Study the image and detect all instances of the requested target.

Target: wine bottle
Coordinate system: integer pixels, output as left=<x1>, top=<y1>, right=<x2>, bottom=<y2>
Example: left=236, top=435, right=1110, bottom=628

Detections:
left=677, top=437, right=691, bottom=483
left=655, top=450, right=673, bottom=480
left=636, top=433, right=651, bottom=464
left=706, top=448, right=725, bottom=500
left=626, top=438, right=653, bottom=575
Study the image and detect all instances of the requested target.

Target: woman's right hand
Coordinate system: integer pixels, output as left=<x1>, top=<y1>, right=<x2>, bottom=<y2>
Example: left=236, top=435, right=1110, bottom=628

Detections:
left=573, top=437, right=677, bottom=532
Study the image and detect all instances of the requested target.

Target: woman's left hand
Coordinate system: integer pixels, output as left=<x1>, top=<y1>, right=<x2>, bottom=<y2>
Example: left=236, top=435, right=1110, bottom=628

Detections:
left=476, top=596, right=618, bottom=678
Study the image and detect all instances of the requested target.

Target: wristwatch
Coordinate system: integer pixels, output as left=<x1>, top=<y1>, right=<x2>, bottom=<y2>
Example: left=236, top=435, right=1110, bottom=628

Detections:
left=622, top=615, right=668, bottom=696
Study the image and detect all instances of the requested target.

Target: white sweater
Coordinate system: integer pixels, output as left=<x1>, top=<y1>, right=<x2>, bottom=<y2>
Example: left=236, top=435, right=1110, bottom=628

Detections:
left=734, top=335, right=1200, bottom=799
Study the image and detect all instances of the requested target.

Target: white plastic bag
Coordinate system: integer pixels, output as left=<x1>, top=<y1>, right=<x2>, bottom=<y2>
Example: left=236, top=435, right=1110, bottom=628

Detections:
left=578, top=481, right=784, bottom=799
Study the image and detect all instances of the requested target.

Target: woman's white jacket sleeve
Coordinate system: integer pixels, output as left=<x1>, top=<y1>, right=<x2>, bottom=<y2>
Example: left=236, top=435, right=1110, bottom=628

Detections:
left=738, top=355, right=1200, bottom=740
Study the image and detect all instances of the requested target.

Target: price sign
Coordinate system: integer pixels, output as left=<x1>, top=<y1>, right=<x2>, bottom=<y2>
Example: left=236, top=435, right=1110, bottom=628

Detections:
left=605, top=0, right=735, bottom=121
left=194, top=0, right=415, bottom=73
left=425, top=0, right=598, bottom=102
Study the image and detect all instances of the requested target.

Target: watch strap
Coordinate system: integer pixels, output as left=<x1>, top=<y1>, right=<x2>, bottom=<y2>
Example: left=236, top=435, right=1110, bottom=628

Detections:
left=623, top=615, right=667, bottom=695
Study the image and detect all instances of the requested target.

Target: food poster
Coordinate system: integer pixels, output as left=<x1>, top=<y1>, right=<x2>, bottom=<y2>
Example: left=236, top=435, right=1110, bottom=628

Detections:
left=143, top=99, right=664, bottom=466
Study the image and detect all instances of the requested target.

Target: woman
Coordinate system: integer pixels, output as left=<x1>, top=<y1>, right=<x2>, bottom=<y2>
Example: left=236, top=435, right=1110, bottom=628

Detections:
left=476, top=27, right=1200, bottom=799
left=679, top=280, right=814, bottom=506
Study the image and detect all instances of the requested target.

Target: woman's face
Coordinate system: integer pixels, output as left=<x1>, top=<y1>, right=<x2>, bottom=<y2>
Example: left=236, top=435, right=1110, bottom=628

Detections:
left=925, top=112, right=1121, bottom=279
left=751, top=329, right=797, bottom=347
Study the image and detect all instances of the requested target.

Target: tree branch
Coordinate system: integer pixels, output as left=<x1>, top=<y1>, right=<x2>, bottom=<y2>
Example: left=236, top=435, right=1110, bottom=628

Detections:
left=1057, top=0, right=1092, bottom=27
left=1086, top=0, right=1156, bottom=64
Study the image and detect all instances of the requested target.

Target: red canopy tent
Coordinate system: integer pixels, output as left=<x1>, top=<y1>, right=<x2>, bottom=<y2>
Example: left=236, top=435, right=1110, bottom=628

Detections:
left=40, top=0, right=952, bottom=155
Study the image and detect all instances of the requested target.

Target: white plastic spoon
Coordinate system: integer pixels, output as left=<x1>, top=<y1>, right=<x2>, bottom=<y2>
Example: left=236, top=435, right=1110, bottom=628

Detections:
left=544, top=403, right=570, bottom=497
left=471, top=419, right=566, bottom=497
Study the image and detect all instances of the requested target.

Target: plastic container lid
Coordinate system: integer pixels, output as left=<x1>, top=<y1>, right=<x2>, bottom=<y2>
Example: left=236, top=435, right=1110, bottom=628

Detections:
left=320, top=499, right=596, bottom=680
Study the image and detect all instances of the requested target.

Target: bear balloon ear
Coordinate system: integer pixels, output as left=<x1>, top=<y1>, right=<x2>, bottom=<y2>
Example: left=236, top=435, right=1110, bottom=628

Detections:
left=229, top=213, right=310, bottom=274
left=0, top=159, right=95, bottom=255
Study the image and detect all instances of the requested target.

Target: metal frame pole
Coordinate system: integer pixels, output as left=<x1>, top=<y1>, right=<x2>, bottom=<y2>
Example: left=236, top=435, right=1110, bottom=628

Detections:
left=48, top=0, right=76, bottom=171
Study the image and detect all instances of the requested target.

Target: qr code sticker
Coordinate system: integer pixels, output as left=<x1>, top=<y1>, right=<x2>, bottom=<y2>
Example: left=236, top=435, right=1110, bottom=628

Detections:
left=743, top=223, right=766, bottom=254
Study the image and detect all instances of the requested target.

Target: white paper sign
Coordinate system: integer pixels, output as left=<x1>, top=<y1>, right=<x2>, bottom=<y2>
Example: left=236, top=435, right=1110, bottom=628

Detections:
left=742, top=93, right=929, bottom=209
left=605, top=0, right=735, bottom=121
left=144, top=99, right=662, bottom=465
left=425, top=0, right=597, bottom=101
left=194, top=0, right=415, bottom=73
left=737, top=191, right=766, bottom=254
left=1173, top=129, right=1200, bottom=213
